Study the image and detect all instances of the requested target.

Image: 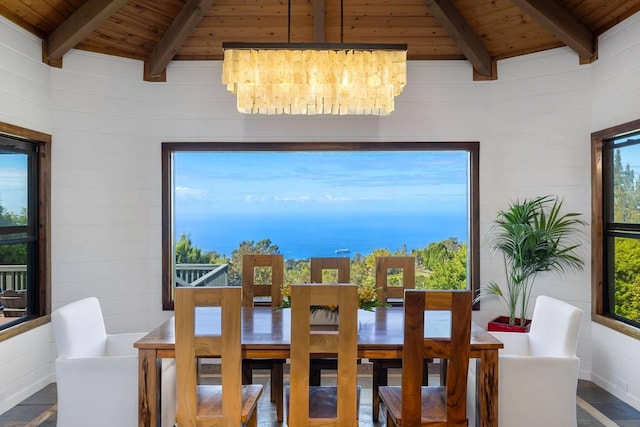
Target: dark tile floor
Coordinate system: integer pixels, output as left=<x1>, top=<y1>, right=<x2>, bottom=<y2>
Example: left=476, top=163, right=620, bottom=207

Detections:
left=1, top=365, right=639, bottom=426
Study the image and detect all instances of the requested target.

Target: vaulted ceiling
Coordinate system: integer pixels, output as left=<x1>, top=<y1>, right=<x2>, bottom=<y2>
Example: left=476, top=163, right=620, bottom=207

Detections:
left=2, top=0, right=640, bottom=81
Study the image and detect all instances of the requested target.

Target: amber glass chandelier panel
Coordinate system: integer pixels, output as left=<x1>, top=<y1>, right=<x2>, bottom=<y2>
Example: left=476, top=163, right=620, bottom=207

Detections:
left=221, top=43, right=407, bottom=116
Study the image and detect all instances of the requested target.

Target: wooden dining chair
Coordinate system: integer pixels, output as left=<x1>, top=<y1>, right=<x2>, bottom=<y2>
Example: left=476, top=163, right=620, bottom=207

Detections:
left=286, top=283, right=360, bottom=426
left=370, top=256, right=424, bottom=421
left=174, top=286, right=263, bottom=427
left=241, top=254, right=285, bottom=421
left=310, top=257, right=350, bottom=284
left=378, top=289, right=472, bottom=427
left=308, top=257, right=351, bottom=385
left=375, top=256, right=416, bottom=304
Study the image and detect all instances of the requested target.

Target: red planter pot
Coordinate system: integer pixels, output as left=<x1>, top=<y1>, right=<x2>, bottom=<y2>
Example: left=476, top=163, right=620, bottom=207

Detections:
left=487, top=316, right=531, bottom=333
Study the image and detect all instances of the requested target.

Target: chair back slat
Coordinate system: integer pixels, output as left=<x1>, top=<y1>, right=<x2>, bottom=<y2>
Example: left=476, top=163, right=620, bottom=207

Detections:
left=375, top=256, right=415, bottom=302
left=289, top=284, right=359, bottom=426
left=175, top=286, right=243, bottom=426
left=402, top=289, right=472, bottom=426
left=310, top=257, right=350, bottom=283
left=242, top=254, right=284, bottom=307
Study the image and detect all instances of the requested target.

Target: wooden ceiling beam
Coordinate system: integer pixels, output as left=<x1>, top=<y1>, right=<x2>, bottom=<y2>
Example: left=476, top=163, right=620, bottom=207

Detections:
left=423, top=0, right=494, bottom=78
left=510, top=0, right=595, bottom=60
left=146, top=0, right=216, bottom=79
left=45, top=0, right=129, bottom=61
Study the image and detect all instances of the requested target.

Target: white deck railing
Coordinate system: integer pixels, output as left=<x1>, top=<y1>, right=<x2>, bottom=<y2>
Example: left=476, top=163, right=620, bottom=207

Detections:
left=0, top=265, right=27, bottom=291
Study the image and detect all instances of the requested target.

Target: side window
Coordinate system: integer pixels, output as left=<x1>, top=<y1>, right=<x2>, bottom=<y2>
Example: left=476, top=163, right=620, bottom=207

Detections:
left=0, top=126, right=50, bottom=333
left=593, top=119, right=640, bottom=337
left=161, top=142, right=479, bottom=310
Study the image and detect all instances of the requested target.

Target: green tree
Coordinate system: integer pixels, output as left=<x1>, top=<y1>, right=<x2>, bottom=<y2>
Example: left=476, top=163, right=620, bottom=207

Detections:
left=349, top=253, right=372, bottom=287
left=614, top=238, right=640, bottom=322
left=0, top=202, right=27, bottom=265
left=284, top=258, right=310, bottom=286
left=175, top=233, right=211, bottom=264
left=423, top=243, right=467, bottom=290
left=612, top=150, right=640, bottom=320
left=415, top=238, right=461, bottom=271
left=170, top=233, right=472, bottom=295
left=0, top=204, right=26, bottom=227
left=613, top=150, right=640, bottom=223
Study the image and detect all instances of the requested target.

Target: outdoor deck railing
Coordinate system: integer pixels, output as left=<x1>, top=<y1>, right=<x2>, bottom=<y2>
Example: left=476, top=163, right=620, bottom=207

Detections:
left=175, top=263, right=229, bottom=287
left=0, top=265, right=27, bottom=292
left=0, top=264, right=229, bottom=291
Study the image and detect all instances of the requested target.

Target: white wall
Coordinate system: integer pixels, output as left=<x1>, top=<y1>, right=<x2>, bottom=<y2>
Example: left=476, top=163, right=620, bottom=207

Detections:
left=589, top=11, right=640, bottom=409
left=0, top=18, right=55, bottom=413
left=0, top=9, right=639, bottom=413
left=479, top=46, right=594, bottom=374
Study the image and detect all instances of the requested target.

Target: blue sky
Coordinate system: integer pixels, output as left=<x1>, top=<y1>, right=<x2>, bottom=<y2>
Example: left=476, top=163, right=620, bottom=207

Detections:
left=615, top=134, right=640, bottom=172
left=0, top=154, right=27, bottom=214
left=173, top=151, right=470, bottom=220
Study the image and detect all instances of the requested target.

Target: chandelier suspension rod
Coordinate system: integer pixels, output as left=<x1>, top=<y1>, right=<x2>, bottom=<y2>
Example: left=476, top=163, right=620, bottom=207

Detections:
left=340, top=0, right=344, bottom=43
left=288, top=0, right=291, bottom=43
left=220, top=0, right=408, bottom=115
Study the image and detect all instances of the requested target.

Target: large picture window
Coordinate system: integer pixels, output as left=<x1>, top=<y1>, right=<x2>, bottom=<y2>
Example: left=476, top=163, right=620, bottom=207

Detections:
left=162, top=142, right=479, bottom=309
left=593, top=119, right=640, bottom=337
left=0, top=124, right=50, bottom=334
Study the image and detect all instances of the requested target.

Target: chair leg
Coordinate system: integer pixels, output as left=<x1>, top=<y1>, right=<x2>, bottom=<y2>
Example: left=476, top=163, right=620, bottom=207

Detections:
left=272, top=363, right=284, bottom=422
left=439, top=358, right=448, bottom=386
left=423, top=359, right=430, bottom=386
left=372, top=363, right=387, bottom=422
left=246, top=409, right=258, bottom=427
left=269, top=366, right=276, bottom=402
left=242, top=360, right=252, bottom=385
left=387, top=408, right=395, bottom=426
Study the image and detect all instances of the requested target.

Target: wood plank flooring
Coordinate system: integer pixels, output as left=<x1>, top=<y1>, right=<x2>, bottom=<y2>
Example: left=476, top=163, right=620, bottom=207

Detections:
left=1, top=362, right=639, bottom=426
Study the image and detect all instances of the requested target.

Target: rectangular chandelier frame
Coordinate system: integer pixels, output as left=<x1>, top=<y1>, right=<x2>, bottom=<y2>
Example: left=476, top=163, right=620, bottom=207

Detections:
left=222, top=42, right=407, bottom=51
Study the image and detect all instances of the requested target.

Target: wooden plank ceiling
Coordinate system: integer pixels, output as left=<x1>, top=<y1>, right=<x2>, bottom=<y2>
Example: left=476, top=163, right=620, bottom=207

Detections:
left=1, top=0, right=639, bottom=81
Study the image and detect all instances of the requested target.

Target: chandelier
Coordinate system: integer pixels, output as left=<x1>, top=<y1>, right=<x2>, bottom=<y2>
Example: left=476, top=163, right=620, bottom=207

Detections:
left=221, top=42, right=406, bottom=115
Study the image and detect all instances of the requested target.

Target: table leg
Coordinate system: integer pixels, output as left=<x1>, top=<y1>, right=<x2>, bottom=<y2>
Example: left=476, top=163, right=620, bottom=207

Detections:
left=477, top=350, right=499, bottom=427
left=138, top=349, right=159, bottom=427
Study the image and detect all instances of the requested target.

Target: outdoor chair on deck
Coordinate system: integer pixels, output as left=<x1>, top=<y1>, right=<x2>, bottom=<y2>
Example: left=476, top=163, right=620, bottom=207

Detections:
left=308, top=257, right=352, bottom=385
left=241, top=253, right=285, bottom=421
left=51, top=297, right=176, bottom=427
left=467, top=295, right=584, bottom=427
left=286, top=283, right=360, bottom=426
left=175, top=286, right=263, bottom=426
left=0, top=289, right=27, bottom=317
left=379, top=290, right=472, bottom=427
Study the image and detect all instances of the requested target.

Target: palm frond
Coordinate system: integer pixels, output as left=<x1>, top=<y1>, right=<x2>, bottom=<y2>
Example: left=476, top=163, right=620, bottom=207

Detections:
left=479, top=195, right=585, bottom=323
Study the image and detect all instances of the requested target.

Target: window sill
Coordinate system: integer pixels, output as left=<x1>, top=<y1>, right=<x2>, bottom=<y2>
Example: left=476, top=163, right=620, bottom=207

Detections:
left=592, top=313, right=640, bottom=340
left=0, top=315, right=50, bottom=343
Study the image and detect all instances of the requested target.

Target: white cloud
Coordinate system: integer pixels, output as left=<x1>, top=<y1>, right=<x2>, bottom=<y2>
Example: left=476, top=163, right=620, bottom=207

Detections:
left=245, top=194, right=267, bottom=203
left=274, top=195, right=312, bottom=202
left=175, top=186, right=206, bottom=200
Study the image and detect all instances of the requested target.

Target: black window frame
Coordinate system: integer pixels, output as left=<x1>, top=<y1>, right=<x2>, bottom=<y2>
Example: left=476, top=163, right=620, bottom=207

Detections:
left=592, top=119, right=640, bottom=339
left=0, top=122, right=50, bottom=338
left=161, top=141, right=479, bottom=310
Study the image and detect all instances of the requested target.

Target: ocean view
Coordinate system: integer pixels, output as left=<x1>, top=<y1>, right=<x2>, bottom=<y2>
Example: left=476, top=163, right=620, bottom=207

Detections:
left=173, top=150, right=471, bottom=260
left=175, top=211, right=467, bottom=260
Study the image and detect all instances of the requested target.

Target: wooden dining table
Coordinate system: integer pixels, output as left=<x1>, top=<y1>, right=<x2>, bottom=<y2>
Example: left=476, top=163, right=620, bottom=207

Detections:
left=135, top=305, right=503, bottom=427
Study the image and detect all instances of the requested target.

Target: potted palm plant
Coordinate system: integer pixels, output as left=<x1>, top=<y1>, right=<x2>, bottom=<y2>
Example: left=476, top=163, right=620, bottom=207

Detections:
left=477, top=195, right=585, bottom=332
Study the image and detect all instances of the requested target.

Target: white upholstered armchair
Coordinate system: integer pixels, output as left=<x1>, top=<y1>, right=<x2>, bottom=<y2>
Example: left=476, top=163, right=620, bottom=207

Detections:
left=52, top=297, right=176, bottom=427
left=468, top=295, right=584, bottom=427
